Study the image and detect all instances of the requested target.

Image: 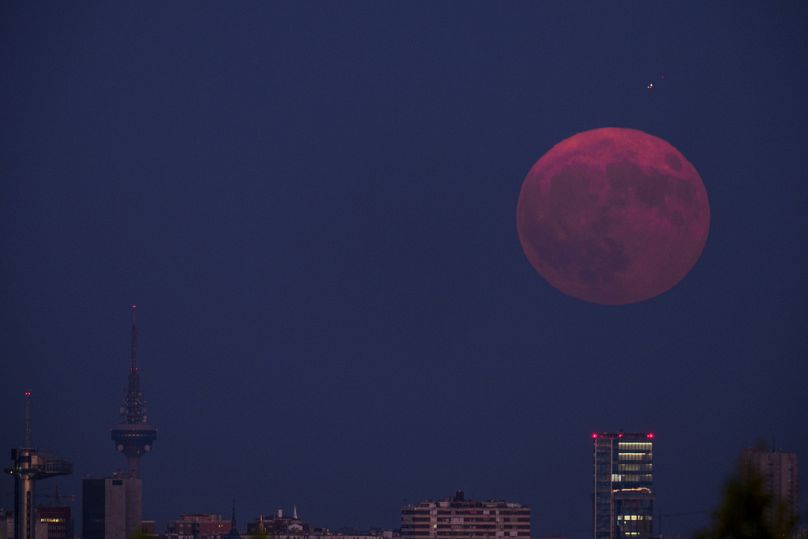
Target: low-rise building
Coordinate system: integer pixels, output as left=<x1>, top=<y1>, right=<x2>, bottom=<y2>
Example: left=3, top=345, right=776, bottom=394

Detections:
left=401, top=491, right=531, bottom=539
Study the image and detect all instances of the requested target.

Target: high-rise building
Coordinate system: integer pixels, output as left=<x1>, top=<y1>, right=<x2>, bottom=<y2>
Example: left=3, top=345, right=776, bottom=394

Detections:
left=592, top=432, right=654, bottom=539
left=741, top=447, right=799, bottom=523
left=401, top=491, right=531, bottom=539
left=81, top=475, right=143, bottom=539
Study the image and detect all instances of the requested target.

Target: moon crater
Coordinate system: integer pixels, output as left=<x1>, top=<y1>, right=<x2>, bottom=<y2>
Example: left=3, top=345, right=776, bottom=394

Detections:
left=517, top=128, right=710, bottom=305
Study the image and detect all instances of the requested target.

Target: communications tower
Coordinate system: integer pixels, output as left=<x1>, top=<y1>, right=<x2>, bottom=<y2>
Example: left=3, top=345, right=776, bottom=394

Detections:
left=6, top=391, right=72, bottom=539
left=110, top=305, right=157, bottom=477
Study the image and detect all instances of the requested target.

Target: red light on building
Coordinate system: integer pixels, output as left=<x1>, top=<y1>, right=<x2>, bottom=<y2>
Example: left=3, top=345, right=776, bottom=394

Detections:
left=24, top=391, right=32, bottom=397
left=647, top=433, right=655, bottom=439
left=592, top=433, right=598, bottom=439
left=618, top=433, right=624, bottom=438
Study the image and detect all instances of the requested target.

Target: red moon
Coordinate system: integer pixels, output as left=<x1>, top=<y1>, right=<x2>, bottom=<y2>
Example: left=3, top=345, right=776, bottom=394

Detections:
left=516, top=128, right=710, bottom=305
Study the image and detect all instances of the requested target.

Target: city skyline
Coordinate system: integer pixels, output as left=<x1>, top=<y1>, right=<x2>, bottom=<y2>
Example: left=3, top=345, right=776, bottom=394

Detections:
left=3, top=379, right=803, bottom=537
left=2, top=3, right=807, bottom=538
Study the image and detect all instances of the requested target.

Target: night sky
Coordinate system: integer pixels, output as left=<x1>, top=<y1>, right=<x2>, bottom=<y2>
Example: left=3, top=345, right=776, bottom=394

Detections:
left=2, top=3, right=807, bottom=538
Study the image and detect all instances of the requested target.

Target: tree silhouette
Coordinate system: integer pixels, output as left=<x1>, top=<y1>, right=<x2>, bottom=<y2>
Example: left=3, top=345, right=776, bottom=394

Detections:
left=696, top=455, right=800, bottom=539
left=250, top=527, right=270, bottom=539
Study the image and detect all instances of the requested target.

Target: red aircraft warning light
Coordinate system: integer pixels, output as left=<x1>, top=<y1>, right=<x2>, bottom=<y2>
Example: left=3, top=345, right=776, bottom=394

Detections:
left=647, top=433, right=655, bottom=439
left=591, top=433, right=598, bottom=439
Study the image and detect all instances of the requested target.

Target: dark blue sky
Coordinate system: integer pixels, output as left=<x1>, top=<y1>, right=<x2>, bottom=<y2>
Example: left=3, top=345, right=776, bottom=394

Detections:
left=2, top=2, right=807, bottom=537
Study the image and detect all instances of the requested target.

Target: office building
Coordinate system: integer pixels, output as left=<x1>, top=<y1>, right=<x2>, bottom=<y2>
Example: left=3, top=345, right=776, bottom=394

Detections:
left=593, top=432, right=654, bottom=539
left=36, top=506, right=72, bottom=539
left=82, top=475, right=142, bottom=539
left=401, top=491, right=530, bottom=539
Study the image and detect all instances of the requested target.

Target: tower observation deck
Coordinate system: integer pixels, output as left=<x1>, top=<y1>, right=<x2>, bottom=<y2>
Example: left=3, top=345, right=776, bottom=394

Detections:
left=111, top=305, right=157, bottom=477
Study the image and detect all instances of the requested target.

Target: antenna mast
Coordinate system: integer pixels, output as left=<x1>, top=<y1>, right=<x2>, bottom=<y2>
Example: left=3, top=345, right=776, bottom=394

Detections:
left=112, top=304, right=157, bottom=479
left=123, top=304, right=146, bottom=424
left=24, top=390, right=32, bottom=448
left=131, top=304, right=138, bottom=373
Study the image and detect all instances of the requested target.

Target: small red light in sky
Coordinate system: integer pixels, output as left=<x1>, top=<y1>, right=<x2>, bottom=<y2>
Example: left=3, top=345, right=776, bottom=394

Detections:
left=592, top=433, right=598, bottom=439
left=24, top=391, right=32, bottom=397
left=647, top=433, right=655, bottom=439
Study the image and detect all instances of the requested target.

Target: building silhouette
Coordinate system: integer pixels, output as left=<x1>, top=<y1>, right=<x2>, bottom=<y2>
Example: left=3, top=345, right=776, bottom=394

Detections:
left=161, top=503, right=242, bottom=539
left=401, top=491, right=530, bottom=539
left=246, top=507, right=307, bottom=536
left=592, top=432, right=654, bottom=539
left=81, top=476, right=142, bottom=539
left=741, top=446, right=799, bottom=524
left=36, top=506, right=73, bottom=539
left=164, top=513, right=233, bottom=538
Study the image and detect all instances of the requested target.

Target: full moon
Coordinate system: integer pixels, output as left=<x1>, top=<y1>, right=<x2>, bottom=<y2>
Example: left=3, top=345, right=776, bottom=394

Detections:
left=516, top=127, right=710, bottom=305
